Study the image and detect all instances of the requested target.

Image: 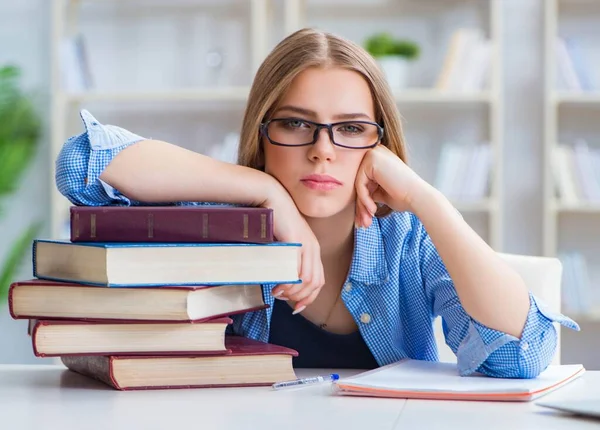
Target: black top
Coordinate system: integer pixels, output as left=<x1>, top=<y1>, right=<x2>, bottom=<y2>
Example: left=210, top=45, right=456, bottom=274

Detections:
left=268, top=298, right=379, bottom=369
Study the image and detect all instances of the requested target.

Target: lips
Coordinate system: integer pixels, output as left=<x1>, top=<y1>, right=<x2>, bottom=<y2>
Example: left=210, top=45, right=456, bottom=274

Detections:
left=300, top=174, right=342, bottom=191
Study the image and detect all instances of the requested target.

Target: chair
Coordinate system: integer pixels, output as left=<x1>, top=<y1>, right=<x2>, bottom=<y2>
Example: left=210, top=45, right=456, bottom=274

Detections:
left=434, top=252, right=563, bottom=365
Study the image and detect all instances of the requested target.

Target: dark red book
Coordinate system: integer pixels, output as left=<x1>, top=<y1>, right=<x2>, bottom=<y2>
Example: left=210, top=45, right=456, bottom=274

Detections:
left=70, top=205, right=273, bottom=243
left=31, top=318, right=232, bottom=357
left=61, top=336, right=298, bottom=390
left=9, top=279, right=267, bottom=322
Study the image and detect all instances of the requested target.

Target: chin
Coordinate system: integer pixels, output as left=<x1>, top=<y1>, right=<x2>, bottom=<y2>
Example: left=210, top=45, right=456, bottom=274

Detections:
left=294, top=196, right=354, bottom=220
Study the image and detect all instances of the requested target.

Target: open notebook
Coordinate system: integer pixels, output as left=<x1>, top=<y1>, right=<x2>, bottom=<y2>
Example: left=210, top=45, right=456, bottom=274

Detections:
left=333, top=359, right=585, bottom=402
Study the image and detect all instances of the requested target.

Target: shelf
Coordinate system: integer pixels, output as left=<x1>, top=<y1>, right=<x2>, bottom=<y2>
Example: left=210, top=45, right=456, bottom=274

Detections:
left=61, top=88, right=493, bottom=105
left=553, top=92, right=600, bottom=105
left=64, top=87, right=251, bottom=103
left=394, top=90, right=493, bottom=104
left=551, top=200, right=600, bottom=213
left=568, top=312, right=600, bottom=322
left=452, top=199, right=496, bottom=213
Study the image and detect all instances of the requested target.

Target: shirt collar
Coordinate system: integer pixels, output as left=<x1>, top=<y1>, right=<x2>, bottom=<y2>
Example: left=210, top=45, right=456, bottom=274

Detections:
left=348, top=217, right=388, bottom=286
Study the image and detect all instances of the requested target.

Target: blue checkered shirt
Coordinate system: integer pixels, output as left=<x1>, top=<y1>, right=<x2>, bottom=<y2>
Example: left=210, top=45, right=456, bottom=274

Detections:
left=56, top=110, right=580, bottom=378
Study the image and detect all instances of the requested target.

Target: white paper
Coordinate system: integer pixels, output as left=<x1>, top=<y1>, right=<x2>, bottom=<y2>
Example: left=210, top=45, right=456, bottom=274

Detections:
left=341, top=359, right=584, bottom=394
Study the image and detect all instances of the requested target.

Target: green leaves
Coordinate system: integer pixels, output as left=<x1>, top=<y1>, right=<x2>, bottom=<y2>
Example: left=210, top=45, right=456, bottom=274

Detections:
left=0, top=64, right=42, bottom=302
left=364, top=33, right=420, bottom=60
left=0, top=222, right=42, bottom=304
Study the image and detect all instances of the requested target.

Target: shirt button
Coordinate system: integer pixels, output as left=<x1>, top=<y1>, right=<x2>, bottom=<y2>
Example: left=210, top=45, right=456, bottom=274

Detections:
left=360, top=313, right=371, bottom=324
left=521, top=342, right=529, bottom=351
left=344, top=282, right=352, bottom=292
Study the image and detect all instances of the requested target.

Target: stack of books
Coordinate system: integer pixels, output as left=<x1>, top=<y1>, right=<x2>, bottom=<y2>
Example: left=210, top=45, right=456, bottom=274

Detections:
left=8, top=205, right=300, bottom=390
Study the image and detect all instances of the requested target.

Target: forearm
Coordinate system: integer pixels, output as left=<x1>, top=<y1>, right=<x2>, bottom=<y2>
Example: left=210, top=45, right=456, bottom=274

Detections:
left=410, top=183, right=530, bottom=338
left=100, top=139, right=276, bottom=206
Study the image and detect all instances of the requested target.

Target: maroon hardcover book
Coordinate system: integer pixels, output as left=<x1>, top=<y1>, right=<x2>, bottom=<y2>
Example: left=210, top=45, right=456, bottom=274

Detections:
left=61, top=336, right=299, bottom=390
left=70, top=205, right=274, bottom=243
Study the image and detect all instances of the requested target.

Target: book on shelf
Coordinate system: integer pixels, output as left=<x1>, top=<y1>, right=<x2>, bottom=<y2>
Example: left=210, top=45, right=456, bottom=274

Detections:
left=434, top=142, right=491, bottom=201
left=60, top=33, right=94, bottom=92
left=8, top=279, right=266, bottom=322
left=30, top=318, right=232, bottom=357
left=333, top=359, right=585, bottom=402
left=552, top=141, right=600, bottom=204
left=70, top=205, right=273, bottom=244
left=32, top=239, right=301, bottom=287
left=435, top=28, right=491, bottom=92
left=555, top=36, right=594, bottom=92
left=559, top=252, right=595, bottom=316
left=61, top=336, right=298, bottom=390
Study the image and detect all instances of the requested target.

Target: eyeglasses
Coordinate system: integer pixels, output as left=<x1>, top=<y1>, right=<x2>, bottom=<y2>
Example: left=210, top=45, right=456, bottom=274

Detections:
left=260, top=118, right=384, bottom=149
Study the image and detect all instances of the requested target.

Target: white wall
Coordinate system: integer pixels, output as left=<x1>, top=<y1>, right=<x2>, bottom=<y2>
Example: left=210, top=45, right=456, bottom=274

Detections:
left=0, top=0, right=596, bottom=367
left=0, top=0, right=52, bottom=363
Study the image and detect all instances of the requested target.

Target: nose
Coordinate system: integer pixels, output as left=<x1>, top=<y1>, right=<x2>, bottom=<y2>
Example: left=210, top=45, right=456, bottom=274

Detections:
left=307, top=127, right=336, bottom=162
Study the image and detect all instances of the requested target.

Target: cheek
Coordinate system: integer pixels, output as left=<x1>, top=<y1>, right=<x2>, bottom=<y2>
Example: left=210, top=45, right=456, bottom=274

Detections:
left=264, top=145, right=297, bottom=181
left=340, top=152, right=368, bottom=183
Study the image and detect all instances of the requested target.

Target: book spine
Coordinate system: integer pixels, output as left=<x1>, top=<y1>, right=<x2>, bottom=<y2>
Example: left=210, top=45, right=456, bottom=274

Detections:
left=61, top=355, right=121, bottom=389
left=70, top=207, right=274, bottom=243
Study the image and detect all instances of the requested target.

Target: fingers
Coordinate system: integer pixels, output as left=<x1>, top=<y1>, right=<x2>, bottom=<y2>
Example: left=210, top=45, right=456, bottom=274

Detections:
left=271, top=240, right=324, bottom=311
left=355, top=193, right=374, bottom=229
left=355, top=177, right=377, bottom=216
left=295, top=285, right=322, bottom=310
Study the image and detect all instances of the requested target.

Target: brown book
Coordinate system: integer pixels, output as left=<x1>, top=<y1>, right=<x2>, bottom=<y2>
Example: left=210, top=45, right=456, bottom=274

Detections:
left=70, top=206, right=273, bottom=243
left=33, top=240, right=301, bottom=287
left=61, top=336, right=298, bottom=390
left=9, top=279, right=266, bottom=322
left=31, top=318, right=232, bottom=357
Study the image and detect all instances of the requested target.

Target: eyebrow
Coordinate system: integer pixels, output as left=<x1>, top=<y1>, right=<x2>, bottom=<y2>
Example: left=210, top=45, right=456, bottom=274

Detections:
left=275, top=105, right=373, bottom=121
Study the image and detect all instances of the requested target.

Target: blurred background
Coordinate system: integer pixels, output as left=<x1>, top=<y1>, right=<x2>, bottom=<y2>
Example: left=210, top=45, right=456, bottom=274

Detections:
left=1, top=0, right=599, bottom=369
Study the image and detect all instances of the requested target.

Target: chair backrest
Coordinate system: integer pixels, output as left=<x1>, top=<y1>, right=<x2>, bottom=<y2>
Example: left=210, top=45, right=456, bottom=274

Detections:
left=434, top=252, right=563, bottom=365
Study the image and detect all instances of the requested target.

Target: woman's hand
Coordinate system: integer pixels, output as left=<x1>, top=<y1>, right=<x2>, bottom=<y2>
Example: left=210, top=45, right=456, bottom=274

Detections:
left=354, top=144, right=429, bottom=228
left=262, top=180, right=325, bottom=311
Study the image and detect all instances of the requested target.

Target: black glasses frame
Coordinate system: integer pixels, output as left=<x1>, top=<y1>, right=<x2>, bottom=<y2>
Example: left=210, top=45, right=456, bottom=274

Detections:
left=260, top=117, right=384, bottom=149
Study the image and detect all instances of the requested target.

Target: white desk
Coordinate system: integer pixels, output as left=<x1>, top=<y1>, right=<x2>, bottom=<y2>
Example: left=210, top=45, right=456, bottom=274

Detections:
left=0, top=365, right=599, bottom=430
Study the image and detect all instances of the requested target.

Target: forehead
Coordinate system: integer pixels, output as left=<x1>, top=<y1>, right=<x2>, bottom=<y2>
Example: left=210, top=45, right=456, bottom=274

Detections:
left=278, top=67, right=375, bottom=119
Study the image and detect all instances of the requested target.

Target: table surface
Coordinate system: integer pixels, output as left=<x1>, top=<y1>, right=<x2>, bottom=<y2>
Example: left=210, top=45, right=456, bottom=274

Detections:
left=0, top=365, right=599, bottom=430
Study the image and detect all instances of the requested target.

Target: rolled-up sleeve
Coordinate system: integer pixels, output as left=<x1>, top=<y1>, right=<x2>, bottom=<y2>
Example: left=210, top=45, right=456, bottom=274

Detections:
left=419, top=227, right=580, bottom=379
left=55, top=109, right=146, bottom=206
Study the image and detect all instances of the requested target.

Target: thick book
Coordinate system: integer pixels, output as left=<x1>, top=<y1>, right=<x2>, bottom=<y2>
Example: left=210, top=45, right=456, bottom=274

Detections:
left=31, top=318, right=231, bottom=357
left=61, top=336, right=298, bottom=390
left=333, top=359, right=586, bottom=402
left=33, top=239, right=301, bottom=287
left=70, top=206, right=274, bottom=244
left=9, top=279, right=266, bottom=322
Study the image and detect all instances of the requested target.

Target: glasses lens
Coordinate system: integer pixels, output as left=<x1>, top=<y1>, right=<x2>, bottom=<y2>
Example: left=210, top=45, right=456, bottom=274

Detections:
left=266, top=119, right=380, bottom=148
left=333, top=122, right=380, bottom=148
left=267, top=119, right=316, bottom=146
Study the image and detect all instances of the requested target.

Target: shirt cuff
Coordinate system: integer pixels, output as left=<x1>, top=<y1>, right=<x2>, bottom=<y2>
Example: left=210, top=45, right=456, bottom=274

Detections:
left=456, top=292, right=580, bottom=378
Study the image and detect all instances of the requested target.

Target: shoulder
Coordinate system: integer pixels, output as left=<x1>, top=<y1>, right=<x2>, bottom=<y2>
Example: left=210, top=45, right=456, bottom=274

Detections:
left=78, top=109, right=147, bottom=151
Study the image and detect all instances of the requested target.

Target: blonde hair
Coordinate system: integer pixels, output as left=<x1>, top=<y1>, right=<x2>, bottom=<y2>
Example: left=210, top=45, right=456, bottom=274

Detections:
left=238, top=28, right=407, bottom=217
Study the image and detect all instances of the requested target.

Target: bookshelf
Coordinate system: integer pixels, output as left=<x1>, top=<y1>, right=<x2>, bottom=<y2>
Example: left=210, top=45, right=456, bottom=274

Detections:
left=282, top=0, right=504, bottom=250
left=50, top=0, right=504, bottom=250
left=544, top=0, right=600, bottom=320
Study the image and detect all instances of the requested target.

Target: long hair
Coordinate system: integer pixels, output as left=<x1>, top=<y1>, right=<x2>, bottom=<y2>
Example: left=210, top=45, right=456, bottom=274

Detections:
left=238, top=28, right=407, bottom=217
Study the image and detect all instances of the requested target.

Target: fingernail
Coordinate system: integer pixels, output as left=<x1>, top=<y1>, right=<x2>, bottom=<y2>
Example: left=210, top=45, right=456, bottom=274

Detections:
left=275, top=296, right=289, bottom=301
left=272, top=290, right=283, bottom=297
left=292, top=305, right=306, bottom=315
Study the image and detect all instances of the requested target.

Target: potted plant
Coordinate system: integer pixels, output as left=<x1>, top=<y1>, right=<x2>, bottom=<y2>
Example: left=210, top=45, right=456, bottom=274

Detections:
left=365, top=32, right=420, bottom=89
left=0, top=65, right=42, bottom=304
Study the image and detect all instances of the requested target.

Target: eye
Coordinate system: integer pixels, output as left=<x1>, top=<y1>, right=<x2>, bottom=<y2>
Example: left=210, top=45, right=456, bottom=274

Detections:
left=337, top=123, right=365, bottom=135
left=282, top=119, right=311, bottom=129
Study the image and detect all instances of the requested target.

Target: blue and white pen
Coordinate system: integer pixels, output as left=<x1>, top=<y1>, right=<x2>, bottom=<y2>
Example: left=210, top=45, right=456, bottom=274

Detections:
left=272, top=373, right=340, bottom=390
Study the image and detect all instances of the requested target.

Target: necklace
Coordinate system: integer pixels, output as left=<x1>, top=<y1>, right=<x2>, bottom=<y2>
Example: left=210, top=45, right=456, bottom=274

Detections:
left=318, top=291, right=342, bottom=330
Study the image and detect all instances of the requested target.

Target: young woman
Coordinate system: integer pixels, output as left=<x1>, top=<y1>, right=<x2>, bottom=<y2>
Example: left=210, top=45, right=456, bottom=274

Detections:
left=55, top=28, right=578, bottom=377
